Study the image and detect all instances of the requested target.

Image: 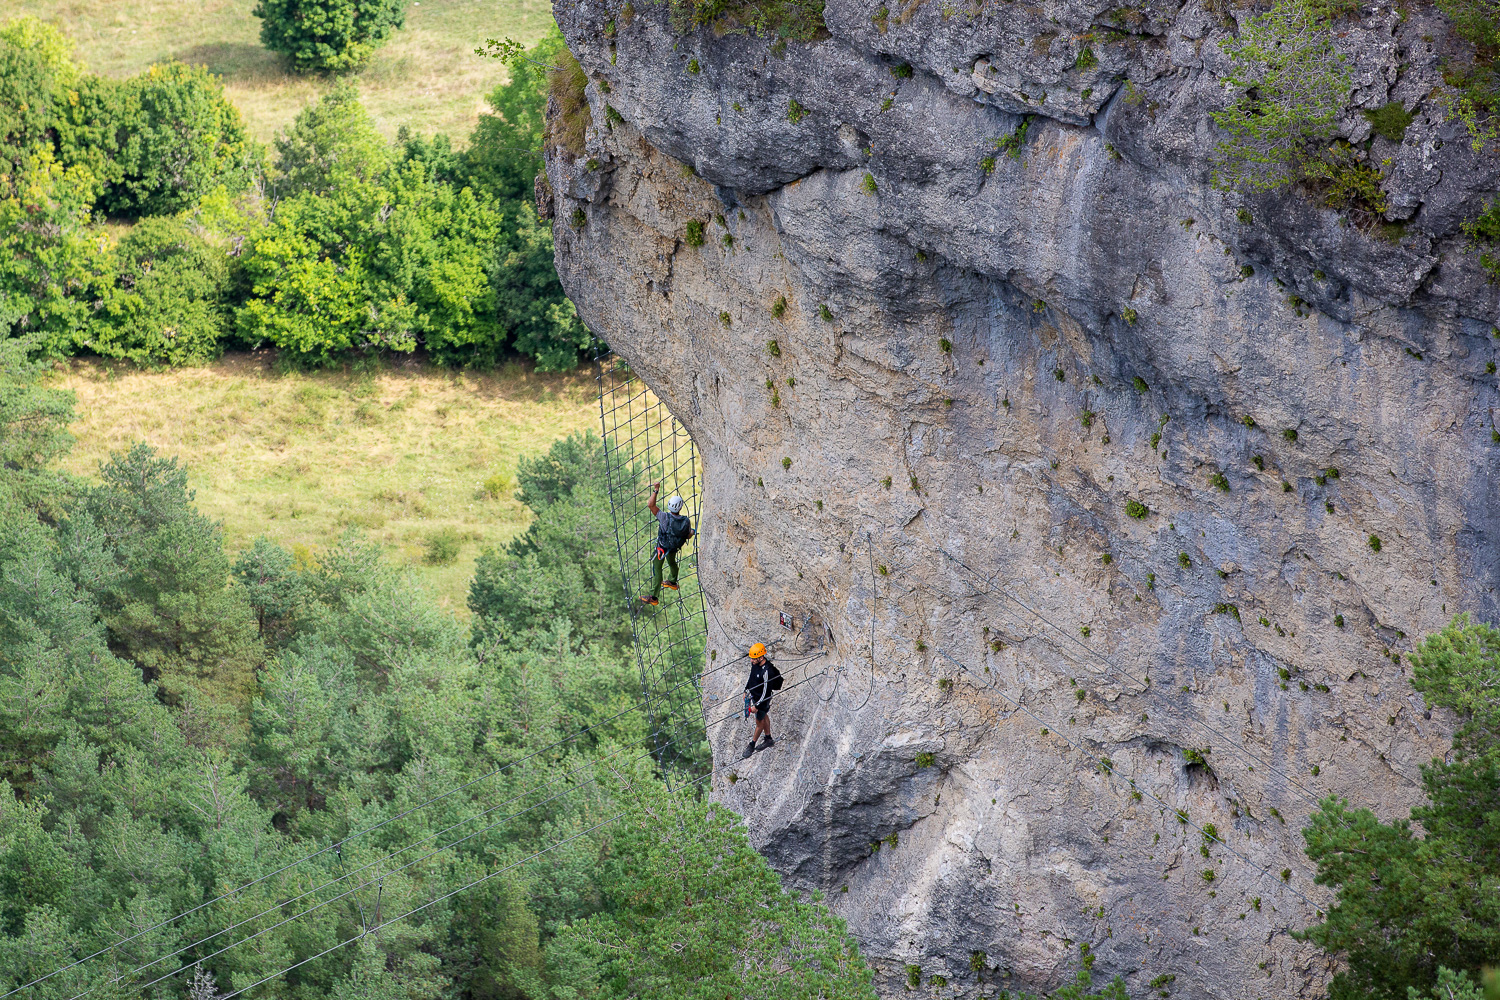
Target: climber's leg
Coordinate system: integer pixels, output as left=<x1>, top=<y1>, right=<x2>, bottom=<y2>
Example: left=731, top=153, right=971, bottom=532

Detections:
left=639, top=547, right=665, bottom=604
left=753, top=703, right=771, bottom=742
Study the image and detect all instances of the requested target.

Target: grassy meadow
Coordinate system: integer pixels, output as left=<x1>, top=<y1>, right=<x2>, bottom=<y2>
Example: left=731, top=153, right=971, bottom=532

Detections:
left=13, top=0, right=555, bottom=144
left=54, top=355, right=601, bottom=616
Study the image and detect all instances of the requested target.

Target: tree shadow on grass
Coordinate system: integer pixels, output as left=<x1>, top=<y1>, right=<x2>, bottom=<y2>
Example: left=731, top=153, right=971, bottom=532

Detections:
left=174, top=42, right=286, bottom=83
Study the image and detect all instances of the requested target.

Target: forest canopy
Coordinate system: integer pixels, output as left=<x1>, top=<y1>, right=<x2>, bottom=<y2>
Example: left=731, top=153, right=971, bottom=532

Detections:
left=0, top=354, right=876, bottom=999
left=0, top=18, right=591, bottom=371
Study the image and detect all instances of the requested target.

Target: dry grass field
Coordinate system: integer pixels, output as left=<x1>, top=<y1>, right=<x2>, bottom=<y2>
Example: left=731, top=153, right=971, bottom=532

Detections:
left=54, top=354, right=601, bottom=616
left=13, top=0, right=554, bottom=144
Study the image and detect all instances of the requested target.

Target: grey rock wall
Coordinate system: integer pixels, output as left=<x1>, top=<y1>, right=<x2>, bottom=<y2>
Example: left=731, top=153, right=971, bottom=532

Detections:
left=543, top=0, right=1500, bottom=994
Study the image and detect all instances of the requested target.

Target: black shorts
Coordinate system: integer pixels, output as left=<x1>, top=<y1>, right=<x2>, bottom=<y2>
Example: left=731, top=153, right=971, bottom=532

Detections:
left=753, top=701, right=771, bottom=719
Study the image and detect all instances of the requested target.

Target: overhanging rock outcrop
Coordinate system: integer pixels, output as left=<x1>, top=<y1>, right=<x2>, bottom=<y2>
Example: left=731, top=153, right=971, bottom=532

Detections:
left=543, top=1, right=1500, bottom=994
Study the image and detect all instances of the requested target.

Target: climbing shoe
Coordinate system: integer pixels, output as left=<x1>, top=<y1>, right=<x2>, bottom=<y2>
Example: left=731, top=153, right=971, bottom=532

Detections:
left=662, top=581, right=680, bottom=591
left=741, top=741, right=757, bottom=760
left=638, top=595, right=659, bottom=606
left=760, top=735, right=775, bottom=750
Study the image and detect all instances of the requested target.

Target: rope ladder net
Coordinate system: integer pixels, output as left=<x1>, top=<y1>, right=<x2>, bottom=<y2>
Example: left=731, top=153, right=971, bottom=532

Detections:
left=596, top=354, right=712, bottom=788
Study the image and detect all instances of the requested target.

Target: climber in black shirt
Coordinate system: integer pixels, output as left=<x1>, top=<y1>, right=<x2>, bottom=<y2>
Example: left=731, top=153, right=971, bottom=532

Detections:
left=640, top=482, right=692, bottom=606
left=742, top=642, right=782, bottom=758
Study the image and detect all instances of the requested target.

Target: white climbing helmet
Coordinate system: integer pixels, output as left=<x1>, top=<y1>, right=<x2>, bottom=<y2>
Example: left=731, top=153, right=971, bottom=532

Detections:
left=666, top=495, right=684, bottom=514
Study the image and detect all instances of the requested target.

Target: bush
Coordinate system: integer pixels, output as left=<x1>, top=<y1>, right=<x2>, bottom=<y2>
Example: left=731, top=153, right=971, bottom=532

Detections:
left=1437, top=0, right=1500, bottom=150
left=1213, top=0, right=1351, bottom=191
left=424, top=526, right=461, bottom=564
left=1464, top=198, right=1500, bottom=281
left=0, top=23, right=70, bottom=169
left=253, top=0, right=408, bottom=73
left=498, top=202, right=596, bottom=370
left=112, top=63, right=253, bottom=216
left=271, top=81, right=390, bottom=197
left=1308, top=142, right=1389, bottom=225
left=466, top=26, right=566, bottom=201
left=1365, top=102, right=1415, bottom=142
left=996, top=116, right=1032, bottom=159
left=50, top=62, right=256, bottom=218
left=480, top=471, right=513, bottom=499
left=2, top=37, right=253, bottom=219
left=0, top=146, right=109, bottom=353
left=238, top=89, right=508, bottom=363
left=239, top=158, right=508, bottom=361
left=0, top=20, right=252, bottom=220
left=85, top=217, right=232, bottom=366
left=665, top=0, right=826, bottom=42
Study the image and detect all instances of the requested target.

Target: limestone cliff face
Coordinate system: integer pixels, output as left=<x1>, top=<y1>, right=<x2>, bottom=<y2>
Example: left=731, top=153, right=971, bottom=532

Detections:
left=543, top=0, right=1500, bottom=994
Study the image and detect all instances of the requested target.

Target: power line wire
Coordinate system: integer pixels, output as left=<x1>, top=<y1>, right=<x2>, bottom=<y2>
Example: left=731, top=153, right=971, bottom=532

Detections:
left=74, top=667, right=830, bottom=999
left=3, top=635, right=749, bottom=1000
left=0, top=702, right=630, bottom=999
left=87, top=731, right=674, bottom=994
left=919, top=527, right=1419, bottom=812
left=214, top=690, right=845, bottom=1000
left=214, top=810, right=631, bottom=1000
left=903, top=528, right=1475, bottom=907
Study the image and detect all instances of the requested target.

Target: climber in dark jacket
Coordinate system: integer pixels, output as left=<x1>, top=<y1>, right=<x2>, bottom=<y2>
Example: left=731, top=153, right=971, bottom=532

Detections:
left=742, top=643, right=781, bottom=758
left=639, top=481, right=692, bottom=606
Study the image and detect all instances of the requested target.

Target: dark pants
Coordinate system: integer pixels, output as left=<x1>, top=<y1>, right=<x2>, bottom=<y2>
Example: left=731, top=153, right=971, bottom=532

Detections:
left=649, top=547, right=678, bottom=598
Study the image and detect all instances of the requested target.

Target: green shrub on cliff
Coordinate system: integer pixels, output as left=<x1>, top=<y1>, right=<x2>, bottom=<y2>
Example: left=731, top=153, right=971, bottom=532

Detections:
left=1006, top=950, right=1130, bottom=999
left=1464, top=198, right=1500, bottom=281
left=1436, top=0, right=1500, bottom=150
left=1301, top=614, right=1500, bottom=1000
left=1212, top=0, right=1351, bottom=192
left=666, top=0, right=825, bottom=42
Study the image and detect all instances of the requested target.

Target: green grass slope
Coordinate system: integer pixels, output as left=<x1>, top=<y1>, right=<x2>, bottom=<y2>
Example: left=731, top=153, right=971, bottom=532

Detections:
left=13, top=0, right=554, bottom=143
left=55, top=354, right=601, bottom=616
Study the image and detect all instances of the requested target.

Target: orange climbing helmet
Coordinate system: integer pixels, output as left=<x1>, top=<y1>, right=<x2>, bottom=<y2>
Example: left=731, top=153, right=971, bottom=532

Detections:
left=748, top=643, right=766, bottom=659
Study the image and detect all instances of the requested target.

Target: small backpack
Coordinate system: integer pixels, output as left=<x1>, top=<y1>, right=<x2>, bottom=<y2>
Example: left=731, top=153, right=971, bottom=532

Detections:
left=767, top=662, right=783, bottom=692
left=659, top=513, right=692, bottom=554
